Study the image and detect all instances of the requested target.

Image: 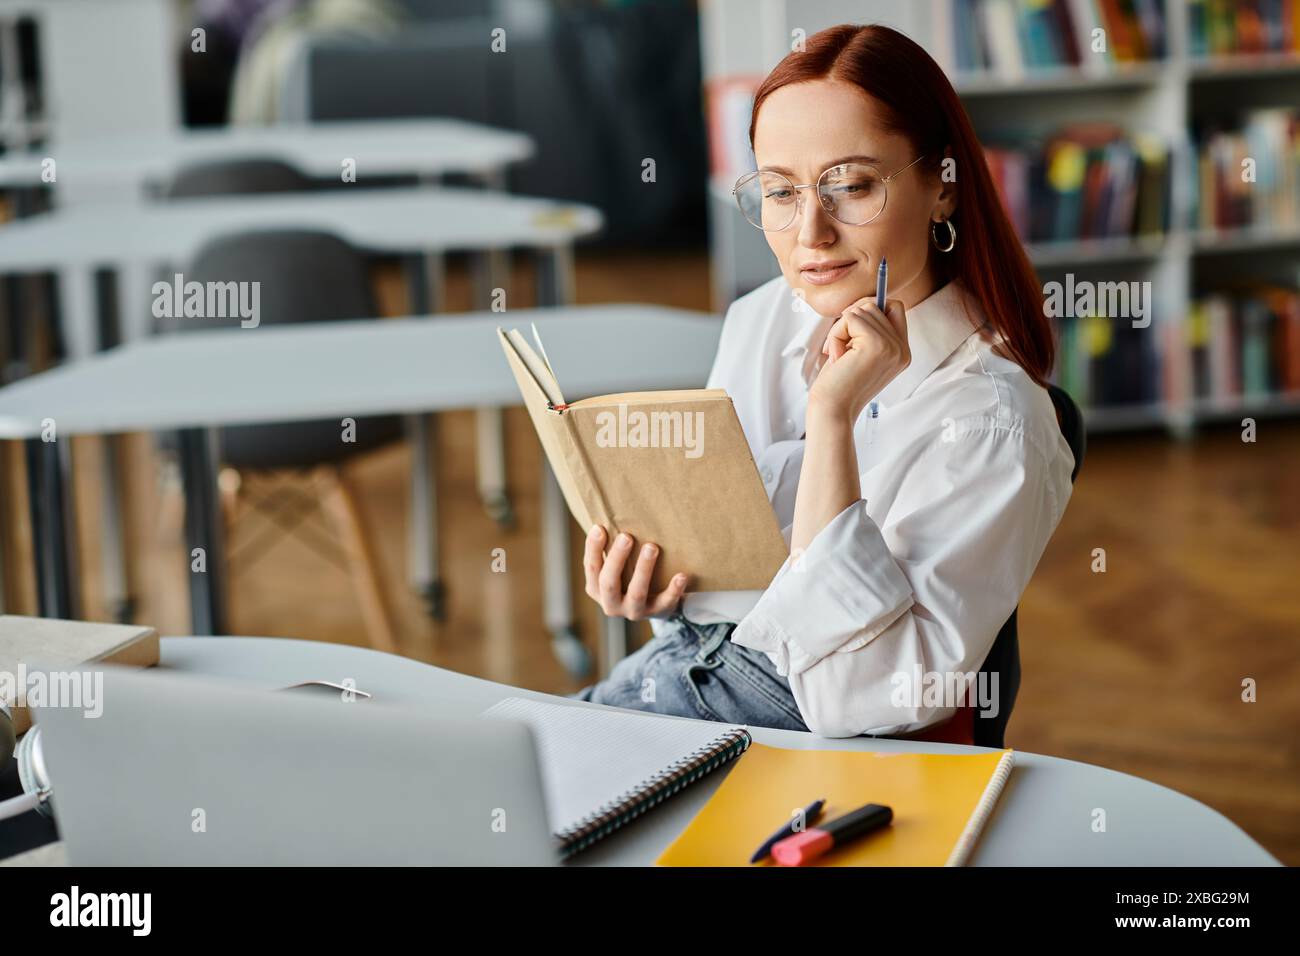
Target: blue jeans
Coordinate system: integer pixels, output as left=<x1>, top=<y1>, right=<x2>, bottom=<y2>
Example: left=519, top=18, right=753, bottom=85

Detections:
left=569, top=613, right=810, bottom=732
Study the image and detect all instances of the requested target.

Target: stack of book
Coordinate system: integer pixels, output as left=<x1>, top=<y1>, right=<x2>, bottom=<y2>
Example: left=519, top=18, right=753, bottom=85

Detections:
left=985, top=124, right=1170, bottom=243
left=943, top=0, right=1167, bottom=78
left=1188, top=0, right=1300, bottom=59
left=1187, top=288, right=1300, bottom=401
left=1193, top=108, right=1300, bottom=233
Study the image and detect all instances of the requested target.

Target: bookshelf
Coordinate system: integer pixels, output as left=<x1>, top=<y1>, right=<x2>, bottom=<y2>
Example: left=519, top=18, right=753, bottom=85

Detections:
left=700, top=0, right=1300, bottom=435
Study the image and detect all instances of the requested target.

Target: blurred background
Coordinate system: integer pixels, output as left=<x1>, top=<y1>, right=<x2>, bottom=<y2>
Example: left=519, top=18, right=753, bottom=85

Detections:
left=0, top=0, right=1295, bottom=862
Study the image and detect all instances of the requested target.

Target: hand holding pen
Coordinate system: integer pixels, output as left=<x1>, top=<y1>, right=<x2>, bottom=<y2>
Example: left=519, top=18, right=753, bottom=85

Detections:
left=809, top=256, right=911, bottom=423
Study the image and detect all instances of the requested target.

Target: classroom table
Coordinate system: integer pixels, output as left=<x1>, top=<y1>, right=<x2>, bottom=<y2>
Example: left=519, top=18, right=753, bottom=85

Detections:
left=0, top=636, right=1282, bottom=866
left=0, top=187, right=599, bottom=358
left=0, top=306, right=722, bottom=673
left=0, top=185, right=599, bottom=634
left=0, top=118, right=535, bottom=196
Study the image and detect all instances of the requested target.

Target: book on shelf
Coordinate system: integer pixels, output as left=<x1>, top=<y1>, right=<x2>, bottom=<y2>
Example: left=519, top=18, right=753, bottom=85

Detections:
left=984, top=123, right=1170, bottom=244
left=1188, top=0, right=1300, bottom=59
left=1188, top=287, right=1300, bottom=401
left=1194, top=107, right=1300, bottom=233
left=939, top=0, right=1166, bottom=81
left=1054, top=313, right=1163, bottom=410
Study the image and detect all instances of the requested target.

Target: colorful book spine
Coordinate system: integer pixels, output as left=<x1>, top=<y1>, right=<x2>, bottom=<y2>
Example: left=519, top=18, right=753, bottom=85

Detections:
left=1052, top=312, right=1164, bottom=410
left=985, top=127, right=1170, bottom=243
left=947, top=0, right=1166, bottom=79
left=1190, top=0, right=1300, bottom=57
left=1194, top=108, right=1300, bottom=232
left=1188, top=288, right=1300, bottom=401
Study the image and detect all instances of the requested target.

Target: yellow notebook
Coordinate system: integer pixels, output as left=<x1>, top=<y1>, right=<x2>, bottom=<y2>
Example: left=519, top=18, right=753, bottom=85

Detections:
left=656, top=744, right=1014, bottom=867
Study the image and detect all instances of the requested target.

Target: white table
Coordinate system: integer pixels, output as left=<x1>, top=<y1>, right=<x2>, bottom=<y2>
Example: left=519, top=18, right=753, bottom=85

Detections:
left=0, top=306, right=722, bottom=671
left=0, top=118, right=535, bottom=195
left=0, top=187, right=600, bottom=358
left=5, top=636, right=1280, bottom=866
left=0, top=185, right=600, bottom=638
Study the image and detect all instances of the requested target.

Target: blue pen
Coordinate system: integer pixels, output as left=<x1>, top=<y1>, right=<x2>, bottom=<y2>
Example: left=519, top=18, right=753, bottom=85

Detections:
left=875, top=256, right=888, bottom=311
left=749, top=798, right=826, bottom=864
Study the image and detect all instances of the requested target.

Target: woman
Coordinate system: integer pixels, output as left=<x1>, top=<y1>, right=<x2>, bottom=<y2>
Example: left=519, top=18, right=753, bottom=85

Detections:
left=572, top=24, right=1075, bottom=739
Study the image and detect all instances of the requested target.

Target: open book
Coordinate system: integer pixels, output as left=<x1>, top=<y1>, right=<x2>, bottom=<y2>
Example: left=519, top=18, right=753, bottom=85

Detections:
left=497, top=324, right=788, bottom=592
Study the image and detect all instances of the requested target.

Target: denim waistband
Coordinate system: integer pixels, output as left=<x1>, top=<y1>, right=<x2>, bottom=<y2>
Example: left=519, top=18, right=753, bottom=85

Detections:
left=667, top=612, right=735, bottom=661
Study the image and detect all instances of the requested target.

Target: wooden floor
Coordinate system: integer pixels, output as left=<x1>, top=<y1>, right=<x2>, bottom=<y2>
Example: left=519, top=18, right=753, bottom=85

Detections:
left=2, top=247, right=1296, bottom=865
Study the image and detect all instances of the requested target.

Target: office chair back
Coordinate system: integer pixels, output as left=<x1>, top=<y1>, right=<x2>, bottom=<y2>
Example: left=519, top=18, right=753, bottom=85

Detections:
left=971, top=384, right=1085, bottom=748
left=158, top=229, right=403, bottom=468
left=159, top=158, right=315, bottom=198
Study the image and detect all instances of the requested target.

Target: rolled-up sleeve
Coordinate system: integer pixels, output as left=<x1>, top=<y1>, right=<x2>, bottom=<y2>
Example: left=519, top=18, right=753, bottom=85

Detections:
left=730, top=419, right=1069, bottom=738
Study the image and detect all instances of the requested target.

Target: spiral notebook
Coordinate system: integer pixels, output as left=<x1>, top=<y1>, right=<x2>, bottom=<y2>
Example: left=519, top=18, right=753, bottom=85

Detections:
left=481, top=697, right=750, bottom=858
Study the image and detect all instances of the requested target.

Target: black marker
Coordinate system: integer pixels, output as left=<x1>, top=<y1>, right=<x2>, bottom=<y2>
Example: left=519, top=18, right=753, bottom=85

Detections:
left=770, top=802, right=893, bottom=866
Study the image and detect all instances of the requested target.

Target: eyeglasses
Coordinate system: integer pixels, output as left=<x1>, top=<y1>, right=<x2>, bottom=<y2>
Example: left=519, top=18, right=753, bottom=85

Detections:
left=732, top=154, right=927, bottom=231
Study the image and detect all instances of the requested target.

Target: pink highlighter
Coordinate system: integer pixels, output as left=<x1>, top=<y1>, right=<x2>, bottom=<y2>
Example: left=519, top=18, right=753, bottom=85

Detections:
left=770, top=802, right=893, bottom=866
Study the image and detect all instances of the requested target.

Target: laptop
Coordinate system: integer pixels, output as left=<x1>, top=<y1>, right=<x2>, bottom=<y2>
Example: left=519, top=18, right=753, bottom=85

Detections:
left=31, top=665, right=558, bottom=865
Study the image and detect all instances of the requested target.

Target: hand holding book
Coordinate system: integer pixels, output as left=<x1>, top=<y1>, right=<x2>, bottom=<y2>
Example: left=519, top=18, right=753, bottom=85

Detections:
left=497, top=325, right=788, bottom=596
left=583, top=526, right=690, bottom=621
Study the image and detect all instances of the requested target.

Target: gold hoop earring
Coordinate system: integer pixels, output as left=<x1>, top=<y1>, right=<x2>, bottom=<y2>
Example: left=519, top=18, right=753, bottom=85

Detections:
left=931, top=219, right=956, bottom=252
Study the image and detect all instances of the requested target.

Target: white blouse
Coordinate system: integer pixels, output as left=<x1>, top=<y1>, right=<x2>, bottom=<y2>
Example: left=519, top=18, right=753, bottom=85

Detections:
left=653, top=275, right=1075, bottom=738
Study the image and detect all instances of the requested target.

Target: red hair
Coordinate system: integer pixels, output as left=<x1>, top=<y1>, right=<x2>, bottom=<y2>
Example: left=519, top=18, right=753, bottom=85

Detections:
left=748, top=24, right=1054, bottom=385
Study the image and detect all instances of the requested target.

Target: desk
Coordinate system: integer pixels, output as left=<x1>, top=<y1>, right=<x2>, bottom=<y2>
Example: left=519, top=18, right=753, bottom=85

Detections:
left=0, top=306, right=722, bottom=670
left=0, top=186, right=600, bottom=638
left=0, top=187, right=599, bottom=357
left=3, top=636, right=1282, bottom=866
left=0, top=119, right=535, bottom=195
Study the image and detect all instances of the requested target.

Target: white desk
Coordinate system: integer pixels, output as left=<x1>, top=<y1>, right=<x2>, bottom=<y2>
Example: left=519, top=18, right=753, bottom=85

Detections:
left=0, top=118, right=535, bottom=195
left=0, top=187, right=601, bottom=358
left=0, top=306, right=721, bottom=669
left=5, top=636, right=1281, bottom=866
left=0, top=185, right=600, bottom=643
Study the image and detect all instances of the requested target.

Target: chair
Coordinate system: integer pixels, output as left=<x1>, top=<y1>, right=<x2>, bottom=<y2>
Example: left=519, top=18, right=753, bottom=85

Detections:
left=156, top=158, right=315, bottom=198
left=908, top=384, right=1086, bottom=748
left=155, top=228, right=405, bottom=652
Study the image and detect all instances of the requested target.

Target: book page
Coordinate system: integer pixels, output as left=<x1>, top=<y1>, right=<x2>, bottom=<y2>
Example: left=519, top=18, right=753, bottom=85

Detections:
left=501, top=327, right=565, bottom=406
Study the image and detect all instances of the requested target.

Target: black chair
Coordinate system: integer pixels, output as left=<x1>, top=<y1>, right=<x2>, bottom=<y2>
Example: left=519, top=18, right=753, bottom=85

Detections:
left=971, top=384, right=1085, bottom=748
left=155, top=228, right=405, bottom=651
left=156, top=158, right=315, bottom=198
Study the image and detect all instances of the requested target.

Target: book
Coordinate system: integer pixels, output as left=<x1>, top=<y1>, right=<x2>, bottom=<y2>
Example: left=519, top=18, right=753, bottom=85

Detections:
left=984, top=124, right=1170, bottom=244
left=1194, top=107, right=1300, bottom=233
left=0, top=615, right=159, bottom=735
left=497, top=324, right=788, bottom=593
left=481, top=697, right=752, bottom=858
left=1188, top=286, right=1300, bottom=400
left=1189, top=0, right=1300, bottom=58
left=944, top=0, right=1166, bottom=80
left=656, top=743, right=1016, bottom=866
